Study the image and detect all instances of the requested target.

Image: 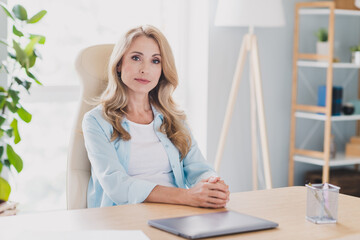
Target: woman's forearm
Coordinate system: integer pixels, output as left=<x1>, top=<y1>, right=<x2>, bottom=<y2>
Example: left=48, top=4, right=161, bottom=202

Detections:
left=144, top=185, right=189, bottom=205
left=144, top=180, right=230, bottom=208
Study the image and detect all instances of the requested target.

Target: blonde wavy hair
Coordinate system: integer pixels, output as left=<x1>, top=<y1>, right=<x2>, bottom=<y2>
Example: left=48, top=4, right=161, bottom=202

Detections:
left=101, top=25, right=191, bottom=159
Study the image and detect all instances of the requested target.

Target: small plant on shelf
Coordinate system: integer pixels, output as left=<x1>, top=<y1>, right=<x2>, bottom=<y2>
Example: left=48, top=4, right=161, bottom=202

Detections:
left=315, top=28, right=329, bottom=61
left=315, top=28, right=328, bottom=42
left=350, top=44, right=360, bottom=64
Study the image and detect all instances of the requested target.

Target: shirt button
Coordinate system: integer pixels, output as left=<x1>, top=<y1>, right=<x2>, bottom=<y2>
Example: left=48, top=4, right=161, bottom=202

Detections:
left=165, top=144, right=169, bottom=148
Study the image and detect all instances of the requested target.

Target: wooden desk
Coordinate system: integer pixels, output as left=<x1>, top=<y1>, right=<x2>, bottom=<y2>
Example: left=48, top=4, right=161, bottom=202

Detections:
left=1, top=187, right=360, bottom=239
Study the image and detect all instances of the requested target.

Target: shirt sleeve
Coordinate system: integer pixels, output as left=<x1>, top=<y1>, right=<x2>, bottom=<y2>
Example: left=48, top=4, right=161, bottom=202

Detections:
left=182, top=129, right=218, bottom=188
left=82, top=112, right=157, bottom=205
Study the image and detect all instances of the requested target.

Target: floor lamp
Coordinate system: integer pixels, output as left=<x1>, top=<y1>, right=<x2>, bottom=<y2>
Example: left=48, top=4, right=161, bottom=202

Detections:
left=214, top=0, right=285, bottom=190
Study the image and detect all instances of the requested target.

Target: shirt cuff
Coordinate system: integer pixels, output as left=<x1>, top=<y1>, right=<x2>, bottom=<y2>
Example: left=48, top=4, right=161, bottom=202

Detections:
left=128, top=179, right=157, bottom=204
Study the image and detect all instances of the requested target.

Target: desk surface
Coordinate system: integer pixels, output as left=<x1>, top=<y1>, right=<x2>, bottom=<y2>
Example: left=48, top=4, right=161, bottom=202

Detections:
left=1, top=186, right=360, bottom=239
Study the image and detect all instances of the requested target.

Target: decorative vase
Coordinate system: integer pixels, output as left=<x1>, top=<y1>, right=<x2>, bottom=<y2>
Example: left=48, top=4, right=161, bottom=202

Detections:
left=316, top=41, right=329, bottom=62
left=351, top=51, right=360, bottom=65
left=356, top=0, right=360, bottom=9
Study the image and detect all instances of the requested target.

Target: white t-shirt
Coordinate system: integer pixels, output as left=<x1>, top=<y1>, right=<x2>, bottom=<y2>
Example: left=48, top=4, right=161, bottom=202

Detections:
left=126, top=119, right=176, bottom=187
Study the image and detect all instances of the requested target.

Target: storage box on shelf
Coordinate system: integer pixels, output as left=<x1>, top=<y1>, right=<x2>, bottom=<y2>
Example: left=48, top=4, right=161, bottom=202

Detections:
left=334, top=0, right=360, bottom=10
left=345, top=136, right=360, bottom=157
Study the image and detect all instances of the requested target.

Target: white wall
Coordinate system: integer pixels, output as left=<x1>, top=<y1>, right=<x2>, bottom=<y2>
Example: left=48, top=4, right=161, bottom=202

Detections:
left=0, top=0, right=7, bottom=86
left=207, top=0, right=360, bottom=192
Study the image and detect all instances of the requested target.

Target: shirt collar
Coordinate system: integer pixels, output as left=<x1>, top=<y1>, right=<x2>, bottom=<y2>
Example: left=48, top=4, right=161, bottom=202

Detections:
left=151, top=104, right=164, bottom=121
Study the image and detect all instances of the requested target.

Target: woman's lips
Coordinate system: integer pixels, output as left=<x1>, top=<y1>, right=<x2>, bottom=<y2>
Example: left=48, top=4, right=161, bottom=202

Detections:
left=135, top=78, right=150, bottom=84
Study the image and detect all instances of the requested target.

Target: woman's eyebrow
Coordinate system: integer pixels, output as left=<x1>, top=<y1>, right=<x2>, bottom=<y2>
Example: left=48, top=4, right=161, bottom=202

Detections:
left=130, top=51, right=161, bottom=57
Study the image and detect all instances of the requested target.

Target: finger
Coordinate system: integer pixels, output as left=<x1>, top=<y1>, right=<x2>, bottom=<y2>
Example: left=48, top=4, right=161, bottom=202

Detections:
left=206, top=195, right=227, bottom=204
left=216, top=180, right=229, bottom=189
left=208, top=189, right=228, bottom=200
left=202, top=199, right=227, bottom=208
left=208, top=176, right=220, bottom=183
left=206, top=182, right=229, bottom=193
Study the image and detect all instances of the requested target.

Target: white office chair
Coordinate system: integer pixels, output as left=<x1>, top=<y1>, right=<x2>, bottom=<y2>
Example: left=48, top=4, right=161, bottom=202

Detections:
left=66, top=44, right=114, bottom=210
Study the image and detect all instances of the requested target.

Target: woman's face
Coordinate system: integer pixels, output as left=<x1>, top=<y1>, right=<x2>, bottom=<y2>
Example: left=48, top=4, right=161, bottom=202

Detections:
left=118, top=35, right=162, bottom=96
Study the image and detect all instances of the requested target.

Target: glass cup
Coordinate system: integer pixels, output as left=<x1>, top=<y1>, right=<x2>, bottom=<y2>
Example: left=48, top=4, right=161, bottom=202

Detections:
left=306, top=183, right=340, bottom=224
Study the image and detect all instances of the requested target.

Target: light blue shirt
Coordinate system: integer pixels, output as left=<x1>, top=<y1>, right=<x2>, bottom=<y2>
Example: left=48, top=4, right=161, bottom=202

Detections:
left=82, top=105, right=217, bottom=208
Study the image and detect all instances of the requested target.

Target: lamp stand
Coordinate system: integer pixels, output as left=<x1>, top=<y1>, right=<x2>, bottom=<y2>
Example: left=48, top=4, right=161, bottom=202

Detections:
left=214, top=32, right=273, bottom=190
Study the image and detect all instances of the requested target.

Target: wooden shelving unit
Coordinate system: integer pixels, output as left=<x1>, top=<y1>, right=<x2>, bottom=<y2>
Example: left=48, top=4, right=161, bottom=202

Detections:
left=288, top=1, right=360, bottom=185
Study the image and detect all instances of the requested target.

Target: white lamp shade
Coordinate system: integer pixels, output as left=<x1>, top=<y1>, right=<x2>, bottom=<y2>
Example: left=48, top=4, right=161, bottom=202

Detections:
left=215, top=0, right=285, bottom=27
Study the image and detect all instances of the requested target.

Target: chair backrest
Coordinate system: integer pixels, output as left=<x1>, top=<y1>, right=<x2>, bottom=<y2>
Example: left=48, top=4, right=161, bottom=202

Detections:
left=66, top=44, right=114, bottom=210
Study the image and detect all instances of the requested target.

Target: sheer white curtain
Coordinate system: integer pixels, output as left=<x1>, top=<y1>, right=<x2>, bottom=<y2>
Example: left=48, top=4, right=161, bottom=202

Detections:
left=6, top=0, right=208, bottom=212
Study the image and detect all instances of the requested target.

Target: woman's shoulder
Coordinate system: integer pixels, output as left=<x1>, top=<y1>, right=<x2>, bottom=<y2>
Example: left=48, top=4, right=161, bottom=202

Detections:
left=83, top=104, right=111, bottom=129
left=84, top=104, right=104, bottom=119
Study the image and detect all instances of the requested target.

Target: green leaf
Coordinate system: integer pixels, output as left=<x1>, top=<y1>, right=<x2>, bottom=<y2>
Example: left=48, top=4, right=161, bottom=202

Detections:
left=12, top=25, right=24, bottom=37
left=26, top=70, right=42, bottom=85
left=28, top=54, right=36, bottom=68
left=0, top=161, right=2, bottom=173
left=24, top=36, right=40, bottom=57
left=4, top=159, right=10, bottom=167
left=0, top=129, right=4, bottom=138
left=12, top=4, right=27, bottom=21
left=17, top=107, right=32, bottom=123
left=10, top=118, right=20, bottom=144
left=14, top=77, right=32, bottom=91
left=0, top=116, right=6, bottom=127
left=5, top=100, right=18, bottom=113
left=0, top=177, right=11, bottom=201
left=27, top=10, right=47, bottom=24
left=0, top=38, right=8, bottom=46
left=4, top=127, right=13, bottom=138
left=0, top=97, right=6, bottom=110
left=6, top=144, right=23, bottom=173
left=12, top=40, right=27, bottom=68
left=30, top=34, right=45, bottom=45
left=0, top=2, right=15, bottom=21
left=315, top=28, right=328, bottom=42
left=8, top=52, right=16, bottom=60
left=0, top=146, right=4, bottom=159
left=8, top=89, right=20, bottom=105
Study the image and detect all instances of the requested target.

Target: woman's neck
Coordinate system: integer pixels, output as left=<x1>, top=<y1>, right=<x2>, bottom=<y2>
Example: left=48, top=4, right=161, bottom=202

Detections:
left=126, top=93, right=153, bottom=124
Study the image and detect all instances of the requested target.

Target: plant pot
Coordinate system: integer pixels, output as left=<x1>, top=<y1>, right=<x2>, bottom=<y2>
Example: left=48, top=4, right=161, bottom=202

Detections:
left=0, top=201, right=17, bottom=216
left=316, top=41, right=329, bottom=62
left=351, top=51, right=360, bottom=65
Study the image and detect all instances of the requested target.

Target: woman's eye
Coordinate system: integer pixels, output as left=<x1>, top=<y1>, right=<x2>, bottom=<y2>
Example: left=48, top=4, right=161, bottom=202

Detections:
left=131, top=56, right=140, bottom=61
left=153, top=59, right=160, bottom=64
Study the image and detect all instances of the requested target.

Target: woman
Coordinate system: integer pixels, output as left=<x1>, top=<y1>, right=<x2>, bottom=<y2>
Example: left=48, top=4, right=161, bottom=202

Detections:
left=83, top=25, right=230, bottom=208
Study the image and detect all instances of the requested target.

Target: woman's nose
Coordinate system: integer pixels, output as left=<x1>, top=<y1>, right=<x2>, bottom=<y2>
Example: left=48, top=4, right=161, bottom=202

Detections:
left=139, top=62, right=148, bottom=74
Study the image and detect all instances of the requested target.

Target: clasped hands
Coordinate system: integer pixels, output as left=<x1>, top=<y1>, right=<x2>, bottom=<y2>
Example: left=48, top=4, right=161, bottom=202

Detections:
left=186, top=176, right=230, bottom=209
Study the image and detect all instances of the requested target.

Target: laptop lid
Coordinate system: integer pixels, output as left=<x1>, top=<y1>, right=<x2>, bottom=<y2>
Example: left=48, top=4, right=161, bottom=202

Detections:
left=148, top=210, right=278, bottom=239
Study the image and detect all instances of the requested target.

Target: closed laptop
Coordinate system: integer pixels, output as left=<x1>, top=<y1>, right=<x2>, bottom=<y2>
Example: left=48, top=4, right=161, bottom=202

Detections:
left=148, top=210, right=278, bottom=239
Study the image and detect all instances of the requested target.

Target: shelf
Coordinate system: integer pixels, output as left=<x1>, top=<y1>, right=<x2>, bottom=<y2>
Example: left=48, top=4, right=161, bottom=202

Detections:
left=299, top=8, right=360, bottom=16
left=297, top=61, right=360, bottom=69
left=295, top=112, right=360, bottom=121
left=294, top=153, right=360, bottom=166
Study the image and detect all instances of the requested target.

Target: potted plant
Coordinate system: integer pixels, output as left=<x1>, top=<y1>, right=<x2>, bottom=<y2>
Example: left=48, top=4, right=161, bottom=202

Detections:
left=315, top=28, right=328, bottom=61
left=0, top=2, right=46, bottom=215
left=350, top=44, right=360, bottom=65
